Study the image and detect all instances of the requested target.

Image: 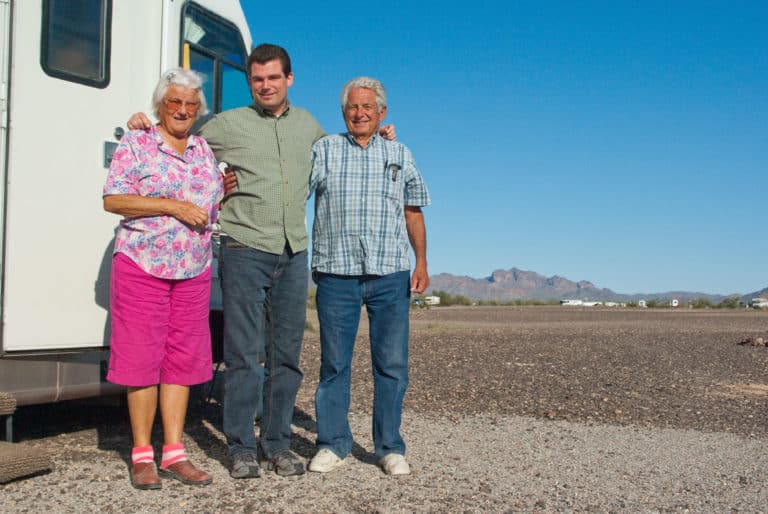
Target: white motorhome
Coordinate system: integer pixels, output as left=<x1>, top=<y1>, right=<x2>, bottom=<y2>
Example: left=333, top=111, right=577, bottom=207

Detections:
left=0, top=0, right=252, bottom=408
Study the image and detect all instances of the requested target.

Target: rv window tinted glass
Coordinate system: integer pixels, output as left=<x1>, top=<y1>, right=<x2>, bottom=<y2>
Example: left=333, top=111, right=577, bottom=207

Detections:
left=221, top=62, right=249, bottom=111
left=189, top=48, right=215, bottom=111
left=183, top=4, right=245, bottom=67
left=183, top=2, right=247, bottom=114
left=41, top=0, right=112, bottom=88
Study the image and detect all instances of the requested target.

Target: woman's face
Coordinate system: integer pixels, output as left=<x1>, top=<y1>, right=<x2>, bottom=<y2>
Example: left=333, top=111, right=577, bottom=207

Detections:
left=159, top=85, right=200, bottom=137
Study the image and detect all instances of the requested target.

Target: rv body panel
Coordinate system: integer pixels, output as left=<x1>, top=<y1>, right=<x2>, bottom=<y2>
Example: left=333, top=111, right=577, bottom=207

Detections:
left=0, top=0, right=251, bottom=406
left=1, top=351, right=122, bottom=405
left=2, top=0, right=163, bottom=352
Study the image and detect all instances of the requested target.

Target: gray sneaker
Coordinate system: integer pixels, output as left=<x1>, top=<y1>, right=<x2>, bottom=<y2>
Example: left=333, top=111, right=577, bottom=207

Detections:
left=229, top=452, right=260, bottom=479
left=260, top=449, right=306, bottom=476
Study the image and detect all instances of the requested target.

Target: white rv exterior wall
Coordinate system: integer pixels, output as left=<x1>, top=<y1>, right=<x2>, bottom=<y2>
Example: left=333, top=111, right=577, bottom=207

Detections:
left=1, top=1, right=163, bottom=351
left=0, top=0, right=252, bottom=406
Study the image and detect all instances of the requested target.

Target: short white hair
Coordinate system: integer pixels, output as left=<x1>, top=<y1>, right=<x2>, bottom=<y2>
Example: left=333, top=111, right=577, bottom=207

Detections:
left=340, top=76, right=386, bottom=111
left=151, top=68, right=208, bottom=118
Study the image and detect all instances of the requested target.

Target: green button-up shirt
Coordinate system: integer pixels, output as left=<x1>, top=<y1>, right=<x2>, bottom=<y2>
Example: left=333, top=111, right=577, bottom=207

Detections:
left=199, top=102, right=325, bottom=254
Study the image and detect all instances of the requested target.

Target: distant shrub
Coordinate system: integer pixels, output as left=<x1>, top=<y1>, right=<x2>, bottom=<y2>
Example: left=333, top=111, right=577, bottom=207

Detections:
left=453, top=295, right=472, bottom=306
left=716, top=297, right=740, bottom=309
left=509, top=299, right=559, bottom=306
left=689, top=297, right=712, bottom=309
left=430, top=290, right=472, bottom=306
left=463, top=298, right=559, bottom=307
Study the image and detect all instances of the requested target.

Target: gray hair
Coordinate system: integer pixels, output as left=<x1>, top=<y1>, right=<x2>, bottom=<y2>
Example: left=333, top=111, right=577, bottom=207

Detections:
left=151, top=68, right=208, bottom=118
left=340, top=76, right=387, bottom=111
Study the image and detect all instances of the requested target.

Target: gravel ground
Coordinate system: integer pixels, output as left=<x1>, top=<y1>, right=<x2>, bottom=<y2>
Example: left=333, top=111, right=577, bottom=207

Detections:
left=3, top=306, right=768, bottom=512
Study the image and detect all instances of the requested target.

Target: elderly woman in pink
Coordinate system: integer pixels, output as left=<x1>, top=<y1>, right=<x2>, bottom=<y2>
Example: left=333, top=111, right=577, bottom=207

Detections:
left=103, top=68, right=222, bottom=490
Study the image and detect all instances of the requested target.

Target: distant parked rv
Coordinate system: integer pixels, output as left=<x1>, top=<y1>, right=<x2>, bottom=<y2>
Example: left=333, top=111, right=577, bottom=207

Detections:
left=561, top=299, right=603, bottom=307
left=424, top=296, right=441, bottom=306
left=751, top=298, right=768, bottom=309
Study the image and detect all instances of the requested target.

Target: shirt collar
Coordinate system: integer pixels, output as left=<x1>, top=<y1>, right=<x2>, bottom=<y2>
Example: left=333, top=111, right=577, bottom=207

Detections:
left=344, top=131, right=380, bottom=148
left=149, top=124, right=198, bottom=155
left=148, top=124, right=163, bottom=144
left=250, top=100, right=292, bottom=118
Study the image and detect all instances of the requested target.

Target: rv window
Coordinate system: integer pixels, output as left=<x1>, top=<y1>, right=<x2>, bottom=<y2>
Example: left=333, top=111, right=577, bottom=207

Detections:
left=188, top=48, right=215, bottom=111
left=183, top=2, right=247, bottom=113
left=183, top=4, right=245, bottom=67
left=41, top=0, right=112, bottom=88
left=221, top=62, right=247, bottom=112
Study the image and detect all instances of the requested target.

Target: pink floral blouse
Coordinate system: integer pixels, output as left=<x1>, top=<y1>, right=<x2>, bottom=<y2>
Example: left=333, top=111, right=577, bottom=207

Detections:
left=103, top=126, right=223, bottom=280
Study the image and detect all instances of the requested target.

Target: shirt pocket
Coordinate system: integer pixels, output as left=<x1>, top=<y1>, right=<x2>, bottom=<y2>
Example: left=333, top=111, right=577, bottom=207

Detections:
left=380, top=163, right=404, bottom=201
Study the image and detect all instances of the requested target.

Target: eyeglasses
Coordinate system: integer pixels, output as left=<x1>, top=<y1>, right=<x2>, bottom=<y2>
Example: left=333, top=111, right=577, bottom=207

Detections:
left=163, top=97, right=200, bottom=115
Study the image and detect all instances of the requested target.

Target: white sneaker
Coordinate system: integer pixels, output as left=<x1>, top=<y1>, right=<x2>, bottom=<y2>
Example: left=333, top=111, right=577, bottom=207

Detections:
left=308, top=448, right=346, bottom=473
left=379, top=453, right=410, bottom=475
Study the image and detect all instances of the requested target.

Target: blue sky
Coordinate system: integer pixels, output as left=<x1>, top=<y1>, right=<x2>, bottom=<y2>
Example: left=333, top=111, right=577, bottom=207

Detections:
left=239, top=1, right=767, bottom=295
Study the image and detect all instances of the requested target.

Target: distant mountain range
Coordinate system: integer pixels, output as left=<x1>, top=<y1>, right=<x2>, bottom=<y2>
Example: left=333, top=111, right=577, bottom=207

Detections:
left=428, top=268, right=763, bottom=303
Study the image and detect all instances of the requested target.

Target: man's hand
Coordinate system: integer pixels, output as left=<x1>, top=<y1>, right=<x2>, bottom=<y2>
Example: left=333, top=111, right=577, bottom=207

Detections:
left=127, top=112, right=153, bottom=130
left=380, top=124, right=396, bottom=141
left=410, top=264, right=430, bottom=294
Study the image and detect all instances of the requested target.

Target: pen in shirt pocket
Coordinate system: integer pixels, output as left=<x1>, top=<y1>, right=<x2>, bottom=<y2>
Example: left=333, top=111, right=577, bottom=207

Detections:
left=388, top=163, right=401, bottom=181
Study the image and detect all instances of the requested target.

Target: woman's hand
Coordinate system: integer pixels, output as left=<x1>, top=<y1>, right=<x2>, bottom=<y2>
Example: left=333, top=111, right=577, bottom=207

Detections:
left=223, top=170, right=238, bottom=194
left=104, top=195, right=208, bottom=228
left=167, top=199, right=209, bottom=228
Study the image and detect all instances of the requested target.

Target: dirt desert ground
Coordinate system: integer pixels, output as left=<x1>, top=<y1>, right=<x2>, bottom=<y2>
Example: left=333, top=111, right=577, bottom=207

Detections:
left=3, top=306, right=768, bottom=512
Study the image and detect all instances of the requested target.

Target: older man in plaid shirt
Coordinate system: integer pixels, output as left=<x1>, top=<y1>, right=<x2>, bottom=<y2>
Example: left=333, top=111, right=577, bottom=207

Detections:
left=307, top=76, right=430, bottom=476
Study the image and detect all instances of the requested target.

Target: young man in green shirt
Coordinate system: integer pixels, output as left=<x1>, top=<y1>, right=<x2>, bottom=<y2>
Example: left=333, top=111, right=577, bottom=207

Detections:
left=128, top=44, right=395, bottom=479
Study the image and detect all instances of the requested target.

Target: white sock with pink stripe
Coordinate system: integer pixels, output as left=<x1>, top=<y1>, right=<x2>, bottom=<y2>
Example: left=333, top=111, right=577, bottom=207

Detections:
left=160, top=443, right=187, bottom=469
left=131, top=445, right=154, bottom=465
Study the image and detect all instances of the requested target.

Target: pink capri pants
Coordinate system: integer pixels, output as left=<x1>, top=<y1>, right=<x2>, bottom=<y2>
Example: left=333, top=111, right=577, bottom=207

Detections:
left=107, top=253, right=213, bottom=387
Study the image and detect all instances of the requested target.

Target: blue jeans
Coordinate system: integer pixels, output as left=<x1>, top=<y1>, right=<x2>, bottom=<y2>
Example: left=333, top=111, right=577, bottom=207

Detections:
left=219, top=236, right=307, bottom=459
left=314, top=271, right=410, bottom=459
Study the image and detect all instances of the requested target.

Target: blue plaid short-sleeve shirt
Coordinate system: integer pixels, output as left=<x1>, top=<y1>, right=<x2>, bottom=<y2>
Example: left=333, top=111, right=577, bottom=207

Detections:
left=309, top=133, right=430, bottom=276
